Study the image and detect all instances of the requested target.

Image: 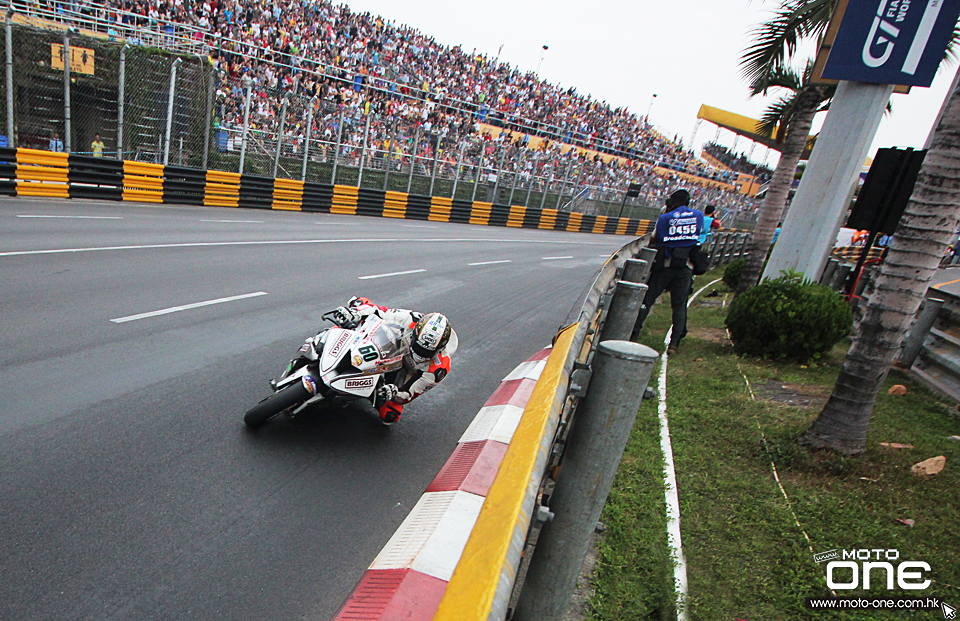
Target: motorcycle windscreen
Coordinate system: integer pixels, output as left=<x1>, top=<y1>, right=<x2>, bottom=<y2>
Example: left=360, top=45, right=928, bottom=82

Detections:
left=351, top=320, right=407, bottom=373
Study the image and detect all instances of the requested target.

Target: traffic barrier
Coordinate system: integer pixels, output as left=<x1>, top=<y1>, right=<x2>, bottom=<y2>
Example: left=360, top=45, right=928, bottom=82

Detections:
left=0, top=149, right=657, bottom=236
left=332, top=347, right=554, bottom=621
left=330, top=236, right=650, bottom=620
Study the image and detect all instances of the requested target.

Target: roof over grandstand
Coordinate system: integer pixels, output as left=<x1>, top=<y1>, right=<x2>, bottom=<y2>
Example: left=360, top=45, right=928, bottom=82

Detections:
left=696, top=104, right=785, bottom=151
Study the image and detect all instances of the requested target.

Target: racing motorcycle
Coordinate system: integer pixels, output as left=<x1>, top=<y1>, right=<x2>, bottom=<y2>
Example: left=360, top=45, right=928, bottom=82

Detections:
left=243, top=311, right=406, bottom=428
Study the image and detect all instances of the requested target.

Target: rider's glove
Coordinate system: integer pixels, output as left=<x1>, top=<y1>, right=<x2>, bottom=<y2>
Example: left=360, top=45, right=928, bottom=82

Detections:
left=332, top=305, right=361, bottom=328
left=377, top=383, right=399, bottom=403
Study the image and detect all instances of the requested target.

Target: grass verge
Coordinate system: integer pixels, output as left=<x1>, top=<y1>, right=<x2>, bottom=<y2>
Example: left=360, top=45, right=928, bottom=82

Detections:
left=588, top=267, right=960, bottom=620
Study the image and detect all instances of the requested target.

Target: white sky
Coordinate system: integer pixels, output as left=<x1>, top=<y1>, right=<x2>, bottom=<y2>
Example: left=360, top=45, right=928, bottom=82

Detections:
left=342, top=0, right=956, bottom=168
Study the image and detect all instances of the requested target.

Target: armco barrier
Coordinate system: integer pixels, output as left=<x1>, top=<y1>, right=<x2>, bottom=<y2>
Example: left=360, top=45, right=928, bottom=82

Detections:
left=331, top=236, right=649, bottom=620
left=332, top=347, right=554, bottom=620
left=0, top=148, right=656, bottom=237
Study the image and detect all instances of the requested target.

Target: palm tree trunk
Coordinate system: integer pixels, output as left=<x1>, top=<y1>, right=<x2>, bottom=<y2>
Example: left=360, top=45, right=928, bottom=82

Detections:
left=800, top=82, right=960, bottom=455
left=737, top=85, right=824, bottom=293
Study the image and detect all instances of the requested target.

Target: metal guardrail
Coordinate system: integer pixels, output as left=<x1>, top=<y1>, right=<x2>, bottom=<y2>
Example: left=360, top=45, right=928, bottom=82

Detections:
left=900, top=287, right=960, bottom=402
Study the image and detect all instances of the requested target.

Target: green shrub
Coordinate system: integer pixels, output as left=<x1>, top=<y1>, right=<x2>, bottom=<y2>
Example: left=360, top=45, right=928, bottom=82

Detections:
left=725, top=272, right=853, bottom=363
left=723, top=258, right=746, bottom=290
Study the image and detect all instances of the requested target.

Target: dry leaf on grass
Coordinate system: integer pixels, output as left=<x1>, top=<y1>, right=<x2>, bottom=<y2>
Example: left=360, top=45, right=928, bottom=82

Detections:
left=880, top=442, right=915, bottom=449
left=896, top=518, right=916, bottom=527
left=911, top=455, right=946, bottom=476
left=888, top=385, right=908, bottom=395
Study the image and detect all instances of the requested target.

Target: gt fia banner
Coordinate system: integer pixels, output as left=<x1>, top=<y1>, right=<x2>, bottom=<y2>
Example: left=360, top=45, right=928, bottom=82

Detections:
left=820, top=0, right=960, bottom=87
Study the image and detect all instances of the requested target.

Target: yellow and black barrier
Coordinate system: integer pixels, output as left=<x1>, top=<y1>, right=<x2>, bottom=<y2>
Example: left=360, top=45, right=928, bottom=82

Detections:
left=0, top=147, right=654, bottom=236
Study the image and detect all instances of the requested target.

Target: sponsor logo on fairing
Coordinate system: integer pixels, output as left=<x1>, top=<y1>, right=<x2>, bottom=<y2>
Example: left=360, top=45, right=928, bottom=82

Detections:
left=302, top=375, right=318, bottom=394
left=328, top=332, right=351, bottom=358
left=344, top=377, right=376, bottom=390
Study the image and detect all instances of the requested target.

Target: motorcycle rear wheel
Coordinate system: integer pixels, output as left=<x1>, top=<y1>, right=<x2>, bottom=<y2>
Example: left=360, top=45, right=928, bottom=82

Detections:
left=244, top=382, right=312, bottom=429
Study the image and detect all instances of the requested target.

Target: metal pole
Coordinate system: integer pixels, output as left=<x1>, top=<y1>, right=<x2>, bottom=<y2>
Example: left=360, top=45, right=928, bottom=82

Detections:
left=273, top=94, right=290, bottom=178
left=622, top=258, right=651, bottom=284
left=383, top=117, right=397, bottom=191
left=116, top=44, right=128, bottom=159
left=471, top=148, right=483, bottom=202
left=491, top=146, right=506, bottom=203
left=238, top=79, right=252, bottom=174
left=5, top=8, right=14, bottom=147
left=63, top=33, right=71, bottom=152
left=599, top=281, right=649, bottom=342
left=302, top=96, right=315, bottom=181
left=899, top=297, right=946, bottom=368
left=356, top=111, right=371, bottom=188
left=331, top=109, right=344, bottom=184
left=508, top=149, right=524, bottom=206
left=428, top=132, right=441, bottom=196
left=523, top=153, right=538, bottom=207
left=512, top=340, right=659, bottom=621
left=451, top=142, right=465, bottom=199
left=202, top=54, right=213, bottom=169
left=539, top=161, right=555, bottom=210
left=406, top=126, right=420, bottom=194
left=163, top=58, right=181, bottom=166
left=555, top=156, right=573, bottom=210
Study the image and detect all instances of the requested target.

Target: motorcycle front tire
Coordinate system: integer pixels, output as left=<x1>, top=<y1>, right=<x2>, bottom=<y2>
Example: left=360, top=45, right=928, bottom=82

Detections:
left=244, top=382, right=312, bottom=429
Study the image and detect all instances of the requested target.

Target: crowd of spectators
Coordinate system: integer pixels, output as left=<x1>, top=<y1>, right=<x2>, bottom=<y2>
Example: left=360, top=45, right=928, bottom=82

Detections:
left=702, top=142, right=772, bottom=183
left=34, top=0, right=755, bottom=211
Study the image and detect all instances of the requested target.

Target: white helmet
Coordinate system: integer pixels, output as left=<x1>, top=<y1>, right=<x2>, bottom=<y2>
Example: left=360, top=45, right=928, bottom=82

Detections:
left=411, top=312, right=452, bottom=362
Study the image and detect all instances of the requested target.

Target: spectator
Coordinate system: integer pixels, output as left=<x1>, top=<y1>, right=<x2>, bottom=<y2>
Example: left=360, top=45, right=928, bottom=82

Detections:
left=49, top=132, right=64, bottom=153
left=91, top=133, right=105, bottom=157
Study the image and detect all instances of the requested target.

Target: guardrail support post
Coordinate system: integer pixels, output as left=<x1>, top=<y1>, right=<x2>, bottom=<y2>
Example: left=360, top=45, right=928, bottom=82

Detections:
left=599, top=281, right=649, bottom=342
left=512, top=340, right=659, bottom=621
left=471, top=149, right=482, bottom=202
left=820, top=258, right=839, bottom=287
left=622, top=258, right=651, bottom=284
left=556, top=157, right=573, bottom=210
left=637, top=246, right=658, bottom=265
left=833, top=263, right=853, bottom=292
left=898, top=297, right=945, bottom=368
left=539, top=162, right=555, bottom=210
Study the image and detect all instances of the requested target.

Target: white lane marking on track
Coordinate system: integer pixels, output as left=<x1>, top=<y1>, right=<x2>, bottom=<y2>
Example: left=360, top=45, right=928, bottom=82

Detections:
left=358, top=269, right=427, bottom=280
left=468, top=260, right=512, bottom=266
left=17, top=215, right=123, bottom=219
left=401, top=224, right=437, bottom=229
left=199, top=219, right=264, bottom=223
left=542, top=256, right=574, bottom=260
left=316, top=222, right=361, bottom=225
left=0, top=237, right=615, bottom=258
left=110, top=291, right=268, bottom=323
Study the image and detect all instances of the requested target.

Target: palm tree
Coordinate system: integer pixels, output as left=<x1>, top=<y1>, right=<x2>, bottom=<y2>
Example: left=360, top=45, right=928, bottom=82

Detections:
left=801, top=81, right=960, bottom=454
left=736, top=0, right=837, bottom=292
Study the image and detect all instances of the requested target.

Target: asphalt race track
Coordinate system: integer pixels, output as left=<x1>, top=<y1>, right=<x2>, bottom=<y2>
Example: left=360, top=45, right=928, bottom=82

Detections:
left=0, top=197, right=626, bottom=620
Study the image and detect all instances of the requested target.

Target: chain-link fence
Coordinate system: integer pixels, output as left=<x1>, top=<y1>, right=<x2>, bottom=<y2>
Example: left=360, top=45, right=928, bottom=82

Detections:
left=1, top=6, right=751, bottom=223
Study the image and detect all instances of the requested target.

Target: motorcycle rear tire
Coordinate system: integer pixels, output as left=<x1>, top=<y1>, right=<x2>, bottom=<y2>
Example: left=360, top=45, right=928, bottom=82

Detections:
left=244, top=382, right=312, bottom=429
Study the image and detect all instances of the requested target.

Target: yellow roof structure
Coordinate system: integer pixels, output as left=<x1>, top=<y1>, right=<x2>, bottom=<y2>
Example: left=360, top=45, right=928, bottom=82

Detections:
left=696, top=105, right=783, bottom=150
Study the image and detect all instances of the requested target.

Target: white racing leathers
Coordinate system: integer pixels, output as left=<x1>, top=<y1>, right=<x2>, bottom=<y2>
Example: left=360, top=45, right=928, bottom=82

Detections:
left=348, top=298, right=458, bottom=420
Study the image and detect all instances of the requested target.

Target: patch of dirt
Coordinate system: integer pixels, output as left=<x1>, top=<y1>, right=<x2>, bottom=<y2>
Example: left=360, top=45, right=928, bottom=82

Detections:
left=754, top=380, right=830, bottom=409
left=564, top=531, right=601, bottom=621
left=686, top=326, right=730, bottom=343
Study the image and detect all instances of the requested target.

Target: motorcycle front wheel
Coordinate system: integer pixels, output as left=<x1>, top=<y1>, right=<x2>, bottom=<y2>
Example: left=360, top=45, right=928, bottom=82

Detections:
left=243, top=382, right=312, bottom=429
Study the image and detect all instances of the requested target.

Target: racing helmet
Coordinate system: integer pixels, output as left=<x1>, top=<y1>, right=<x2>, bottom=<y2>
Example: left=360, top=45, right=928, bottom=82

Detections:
left=411, top=313, right=452, bottom=362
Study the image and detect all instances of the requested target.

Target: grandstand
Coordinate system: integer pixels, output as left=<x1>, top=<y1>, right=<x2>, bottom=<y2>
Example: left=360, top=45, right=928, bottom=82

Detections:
left=3, top=0, right=756, bottom=220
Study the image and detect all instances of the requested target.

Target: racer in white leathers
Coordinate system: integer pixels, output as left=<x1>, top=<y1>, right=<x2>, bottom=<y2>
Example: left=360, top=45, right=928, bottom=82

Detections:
left=329, top=296, right=458, bottom=424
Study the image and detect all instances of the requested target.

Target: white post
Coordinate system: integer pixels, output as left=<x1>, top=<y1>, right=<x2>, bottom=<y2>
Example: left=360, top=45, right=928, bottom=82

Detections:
left=762, top=81, right=894, bottom=282
left=238, top=78, right=252, bottom=174
left=163, top=58, right=181, bottom=166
